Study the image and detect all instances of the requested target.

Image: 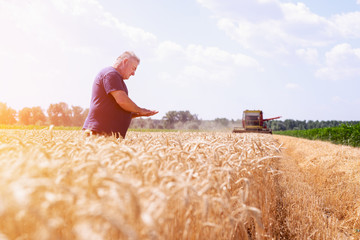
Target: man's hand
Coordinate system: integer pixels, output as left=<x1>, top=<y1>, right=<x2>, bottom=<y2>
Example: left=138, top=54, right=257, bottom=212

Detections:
left=139, top=108, right=159, bottom=116
left=133, top=108, right=159, bottom=118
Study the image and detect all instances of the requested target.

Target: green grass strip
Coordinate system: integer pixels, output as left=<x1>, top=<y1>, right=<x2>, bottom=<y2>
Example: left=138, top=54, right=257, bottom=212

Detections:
left=275, top=123, right=360, bottom=147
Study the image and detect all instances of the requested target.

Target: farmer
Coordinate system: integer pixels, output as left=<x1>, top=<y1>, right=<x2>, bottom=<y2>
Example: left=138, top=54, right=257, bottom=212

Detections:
left=83, top=51, right=158, bottom=138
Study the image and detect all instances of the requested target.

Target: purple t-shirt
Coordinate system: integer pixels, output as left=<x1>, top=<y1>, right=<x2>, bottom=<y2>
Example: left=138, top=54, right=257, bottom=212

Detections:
left=83, top=66, right=132, bottom=138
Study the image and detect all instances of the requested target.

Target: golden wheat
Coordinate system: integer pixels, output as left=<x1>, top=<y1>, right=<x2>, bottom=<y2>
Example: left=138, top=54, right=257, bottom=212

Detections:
left=0, top=129, right=282, bottom=240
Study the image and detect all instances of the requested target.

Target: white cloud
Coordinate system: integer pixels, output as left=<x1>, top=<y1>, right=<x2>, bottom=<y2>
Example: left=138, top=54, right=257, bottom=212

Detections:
left=186, top=44, right=261, bottom=69
left=332, top=12, right=360, bottom=38
left=357, top=0, right=360, bottom=5
left=0, top=0, right=156, bottom=56
left=198, top=0, right=360, bottom=58
left=96, top=13, right=157, bottom=44
left=155, top=41, right=261, bottom=70
left=50, top=0, right=157, bottom=43
left=154, top=41, right=262, bottom=88
left=183, top=65, right=208, bottom=80
left=199, top=1, right=332, bottom=52
left=295, top=48, right=319, bottom=65
left=197, top=0, right=283, bottom=22
left=285, top=83, right=300, bottom=89
left=217, top=18, right=292, bottom=56
left=281, top=2, right=323, bottom=24
left=332, top=96, right=346, bottom=104
left=316, top=43, right=360, bottom=80
left=0, top=0, right=158, bottom=109
left=51, top=0, right=91, bottom=15
left=156, top=41, right=184, bottom=58
left=331, top=96, right=360, bottom=106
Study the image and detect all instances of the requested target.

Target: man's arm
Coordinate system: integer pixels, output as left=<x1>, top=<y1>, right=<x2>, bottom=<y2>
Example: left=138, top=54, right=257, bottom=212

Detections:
left=110, top=90, right=158, bottom=117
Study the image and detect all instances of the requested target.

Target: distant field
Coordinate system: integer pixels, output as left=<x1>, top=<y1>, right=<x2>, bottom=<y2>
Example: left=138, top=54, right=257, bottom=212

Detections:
left=275, top=123, right=360, bottom=147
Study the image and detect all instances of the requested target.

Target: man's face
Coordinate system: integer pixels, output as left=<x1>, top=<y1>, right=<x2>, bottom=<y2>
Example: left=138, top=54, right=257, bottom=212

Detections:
left=123, top=58, right=139, bottom=80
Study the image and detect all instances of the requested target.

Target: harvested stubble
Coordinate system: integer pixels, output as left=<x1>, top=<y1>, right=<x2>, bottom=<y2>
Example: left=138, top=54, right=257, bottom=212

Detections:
left=0, top=129, right=282, bottom=240
left=274, top=135, right=360, bottom=239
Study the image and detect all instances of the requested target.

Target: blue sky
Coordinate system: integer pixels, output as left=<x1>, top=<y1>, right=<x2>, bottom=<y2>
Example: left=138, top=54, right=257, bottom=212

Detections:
left=0, top=0, right=359, bottom=121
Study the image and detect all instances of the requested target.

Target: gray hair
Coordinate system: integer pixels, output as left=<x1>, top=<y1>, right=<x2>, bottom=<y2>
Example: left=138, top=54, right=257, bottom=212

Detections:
left=116, top=51, right=140, bottom=63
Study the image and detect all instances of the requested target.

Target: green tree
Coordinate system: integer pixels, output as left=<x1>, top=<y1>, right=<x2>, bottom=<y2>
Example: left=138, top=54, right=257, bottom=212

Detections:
left=215, top=118, right=229, bottom=127
left=163, top=111, right=178, bottom=129
left=163, top=110, right=198, bottom=129
left=0, top=102, right=17, bottom=124
left=47, top=102, right=71, bottom=126
left=18, top=107, right=32, bottom=125
left=178, top=111, right=198, bottom=123
left=284, top=119, right=297, bottom=130
left=307, top=120, right=314, bottom=129
left=32, top=106, right=47, bottom=125
left=70, top=106, right=88, bottom=126
left=19, top=106, right=46, bottom=125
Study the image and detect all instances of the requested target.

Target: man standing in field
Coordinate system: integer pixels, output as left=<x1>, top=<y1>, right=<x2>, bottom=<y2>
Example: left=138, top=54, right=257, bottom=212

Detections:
left=83, top=51, right=158, bottom=138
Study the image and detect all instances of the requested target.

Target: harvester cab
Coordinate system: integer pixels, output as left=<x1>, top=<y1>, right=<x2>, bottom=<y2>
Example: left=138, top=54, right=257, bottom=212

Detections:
left=233, top=110, right=281, bottom=134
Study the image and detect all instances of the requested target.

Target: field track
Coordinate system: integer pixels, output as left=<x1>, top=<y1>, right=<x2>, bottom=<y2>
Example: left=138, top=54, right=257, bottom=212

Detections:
left=274, top=135, right=360, bottom=239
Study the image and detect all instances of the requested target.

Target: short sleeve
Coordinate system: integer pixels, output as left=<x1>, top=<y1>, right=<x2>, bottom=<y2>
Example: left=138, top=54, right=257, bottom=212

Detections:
left=103, top=72, right=125, bottom=95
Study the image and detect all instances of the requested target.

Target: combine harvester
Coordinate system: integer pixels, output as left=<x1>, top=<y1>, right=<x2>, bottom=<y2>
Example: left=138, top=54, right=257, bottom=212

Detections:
left=233, top=110, right=281, bottom=134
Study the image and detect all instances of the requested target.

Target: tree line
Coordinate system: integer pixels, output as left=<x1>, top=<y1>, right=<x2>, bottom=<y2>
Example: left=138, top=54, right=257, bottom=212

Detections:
left=0, top=102, right=88, bottom=126
left=0, top=102, right=358, bottom=130
left=129, top=111, right=243, bottom=130
left=268, top=119, right=360, bottom=131
left=131, top=112, right=360, bottom=131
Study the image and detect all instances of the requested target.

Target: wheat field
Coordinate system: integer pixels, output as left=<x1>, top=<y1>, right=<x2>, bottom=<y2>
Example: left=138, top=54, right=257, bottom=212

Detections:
left=2, top=129, right=359, bottom=239
left=0, top=129, right=283, bottom=240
